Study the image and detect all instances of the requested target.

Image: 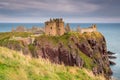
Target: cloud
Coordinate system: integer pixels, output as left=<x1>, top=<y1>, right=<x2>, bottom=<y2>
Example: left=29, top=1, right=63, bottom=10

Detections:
left=0, top=0, right=100, bottom=13
left=0, top=0, right=120, bottom=22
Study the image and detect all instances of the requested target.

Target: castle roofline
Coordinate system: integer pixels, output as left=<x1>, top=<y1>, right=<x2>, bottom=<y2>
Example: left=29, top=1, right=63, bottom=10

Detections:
left=45, top=18, right=63, bottom=23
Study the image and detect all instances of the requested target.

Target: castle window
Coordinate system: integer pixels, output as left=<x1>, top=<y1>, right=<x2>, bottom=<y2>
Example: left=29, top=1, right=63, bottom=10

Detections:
left=51, top=27, right=52, bottom=29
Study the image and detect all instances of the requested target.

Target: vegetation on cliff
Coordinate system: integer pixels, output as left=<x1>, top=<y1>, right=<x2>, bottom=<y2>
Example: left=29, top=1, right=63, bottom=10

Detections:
left=0, top=47, right=105, bottom=80
left=34, top=32, right=104, bottom=69
left=0, top=32, right=32, bottom=51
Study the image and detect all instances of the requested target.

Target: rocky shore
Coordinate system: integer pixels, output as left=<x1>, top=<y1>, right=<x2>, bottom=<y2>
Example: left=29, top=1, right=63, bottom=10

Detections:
left=107, top=51, right=117, bottom=65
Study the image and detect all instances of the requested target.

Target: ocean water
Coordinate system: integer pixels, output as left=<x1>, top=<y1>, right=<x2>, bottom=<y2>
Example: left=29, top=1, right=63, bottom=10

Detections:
left=0, top=23, right=44, bottom=32
left=0, top=23, right=120, bottom=79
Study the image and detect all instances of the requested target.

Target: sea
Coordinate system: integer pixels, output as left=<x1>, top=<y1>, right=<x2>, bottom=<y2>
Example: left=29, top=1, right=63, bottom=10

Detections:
left=0, top=23, right=120, bottom=79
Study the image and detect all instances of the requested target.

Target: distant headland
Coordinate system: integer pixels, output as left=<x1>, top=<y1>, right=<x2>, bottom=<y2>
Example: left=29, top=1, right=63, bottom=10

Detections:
left=12, top=18, right=97, bottom=36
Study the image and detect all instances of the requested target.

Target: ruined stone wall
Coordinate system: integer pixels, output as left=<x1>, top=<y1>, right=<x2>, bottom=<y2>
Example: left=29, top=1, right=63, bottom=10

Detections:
left=80, top=25, right=97, bottom=33
left=80, top=28, right=95, bottom=33
left=93, top=25, right=97, bottom=31
left=56, top=22, right=64, bottom=36
left=45, top=18, right=65, bottom=36
left=45, top=22, right=57, bottom=36
left=15, top=26, right=26, bottom=32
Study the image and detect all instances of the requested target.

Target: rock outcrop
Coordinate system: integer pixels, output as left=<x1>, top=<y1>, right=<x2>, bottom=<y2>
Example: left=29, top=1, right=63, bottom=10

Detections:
left=28, top=32, right=112, bottom=80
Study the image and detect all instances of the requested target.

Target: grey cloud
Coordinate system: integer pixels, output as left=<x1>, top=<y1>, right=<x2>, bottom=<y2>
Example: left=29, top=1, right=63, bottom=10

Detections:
left=0, top=0, right=100, bottom=17
left=0, top=0, right=99, bottom=12
left=0, top=0, right=120, bottom=22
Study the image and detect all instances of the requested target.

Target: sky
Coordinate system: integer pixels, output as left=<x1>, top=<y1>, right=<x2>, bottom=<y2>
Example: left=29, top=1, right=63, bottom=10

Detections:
left=0, top=0, right=120, bottom=23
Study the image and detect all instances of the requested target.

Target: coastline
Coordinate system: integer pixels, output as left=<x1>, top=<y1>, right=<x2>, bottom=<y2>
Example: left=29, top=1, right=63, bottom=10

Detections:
left=0, top=23, right=119, bottom=79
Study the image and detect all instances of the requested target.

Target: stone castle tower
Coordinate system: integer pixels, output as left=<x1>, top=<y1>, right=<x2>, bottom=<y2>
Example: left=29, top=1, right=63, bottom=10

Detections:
left=45, top=18, right=65, bottom=36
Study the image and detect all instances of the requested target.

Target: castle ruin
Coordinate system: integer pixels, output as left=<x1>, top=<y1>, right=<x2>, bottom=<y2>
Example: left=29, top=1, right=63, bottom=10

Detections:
left=11, top=18, right=97, bottom=36
left=45, top=18, right=65, bottom=36
left=45, top=18, right=97, bottom=36
left=12, top=26, right=44, bottom=34
left=77, top=24, right=97, bottom=33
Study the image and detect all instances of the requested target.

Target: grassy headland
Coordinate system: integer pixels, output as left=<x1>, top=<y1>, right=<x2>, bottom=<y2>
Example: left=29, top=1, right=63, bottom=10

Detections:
left=0, top=32, right=111, bottom=80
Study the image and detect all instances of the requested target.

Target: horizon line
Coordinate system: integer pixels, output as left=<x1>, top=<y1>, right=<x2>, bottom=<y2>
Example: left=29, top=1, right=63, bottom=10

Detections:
left=0, top=22, right=120, bottom=24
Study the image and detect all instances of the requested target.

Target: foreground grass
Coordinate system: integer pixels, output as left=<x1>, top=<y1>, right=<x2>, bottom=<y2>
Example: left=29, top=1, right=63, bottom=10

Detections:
left=0, top=47, right=105, bottom=80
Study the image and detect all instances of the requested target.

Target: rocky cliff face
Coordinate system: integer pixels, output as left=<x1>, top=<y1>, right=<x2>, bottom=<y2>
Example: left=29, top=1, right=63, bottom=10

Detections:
left=0, top=32, right=112, bottom=80
left=27, top=32, right=112, bottom=80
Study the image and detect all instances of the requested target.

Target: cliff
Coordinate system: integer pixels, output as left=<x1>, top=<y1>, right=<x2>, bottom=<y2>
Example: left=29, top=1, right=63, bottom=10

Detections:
left=0, top=32, right=112, bottom=80
left=32, top=32, right=112, bottom=79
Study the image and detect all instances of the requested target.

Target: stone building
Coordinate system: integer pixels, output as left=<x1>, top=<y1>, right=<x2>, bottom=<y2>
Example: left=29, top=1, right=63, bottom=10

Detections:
left=12, top=26, right=25, bottom=32
left=12, top=26, right=44, bottom=34
left=77, top=24, right=97, bottom=33
left=45, top=18, right=65, bottom=36
left=65, top=23, right=71, bottom=33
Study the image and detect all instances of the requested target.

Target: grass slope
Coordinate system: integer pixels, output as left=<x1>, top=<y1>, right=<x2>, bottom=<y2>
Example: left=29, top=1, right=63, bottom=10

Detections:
left=0, top=47, right=105, bottom=80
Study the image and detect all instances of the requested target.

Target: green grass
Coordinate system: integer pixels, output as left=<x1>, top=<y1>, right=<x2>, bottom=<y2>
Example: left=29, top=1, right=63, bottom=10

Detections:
left=78, top=50, right=94, bottom=70
left=0, top=32, right=33, bottom=50
left=36, top=33, right=71, bottom=46
left=83, top=32, right=103, bottom=41
left=0, top=32, right=32, bottom=39
left=0, top=47, right=105, bottom=80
